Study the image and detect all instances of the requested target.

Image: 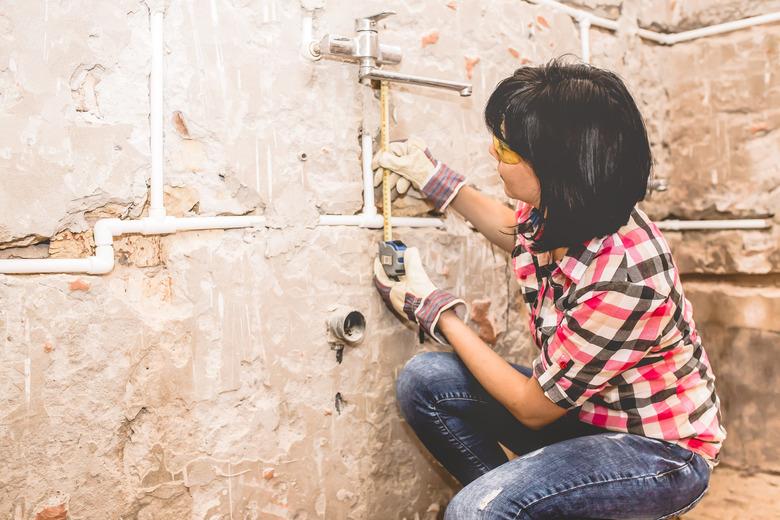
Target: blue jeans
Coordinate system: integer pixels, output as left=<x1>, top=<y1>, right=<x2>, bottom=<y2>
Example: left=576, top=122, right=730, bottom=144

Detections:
left=396, top=352, right=711, bottom=520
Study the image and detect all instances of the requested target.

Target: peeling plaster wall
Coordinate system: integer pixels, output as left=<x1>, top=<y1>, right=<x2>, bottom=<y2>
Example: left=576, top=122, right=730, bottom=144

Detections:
left=0, top=1, right=778, bottom=519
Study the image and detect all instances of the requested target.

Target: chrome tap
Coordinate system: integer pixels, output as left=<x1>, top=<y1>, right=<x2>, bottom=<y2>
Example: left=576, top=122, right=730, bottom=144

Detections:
left=308, top=11, right=472, bottom=96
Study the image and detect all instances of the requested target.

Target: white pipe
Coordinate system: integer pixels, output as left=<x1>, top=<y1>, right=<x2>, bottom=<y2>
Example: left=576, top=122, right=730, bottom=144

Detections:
left=173, top=215, right=266, bottom=231
left=300, top=9, right=319, bottom=60
left=656, top=219, right=771, bottom=231
left=361, top=130, right=377, bottom=217
left=9, top=1, right=775, bottom=276
left=0, top=212, right=448, bottom=274
left=529, top=0, right=618, bottom=31
left=527, top=0, right=779, bottom=45
left=149, top=10, right=165, bottom=218
left=0, top=257, right=97, bottom=275
left=579, top=18, right=591, bottom=63
left=665, top=11, right=780, bottom=44
left=318, top=214, right=444, bottom=228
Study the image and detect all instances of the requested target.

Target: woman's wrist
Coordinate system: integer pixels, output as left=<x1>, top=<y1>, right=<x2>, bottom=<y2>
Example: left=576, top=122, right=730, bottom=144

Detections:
left=437, top=309, right=462, bottom=336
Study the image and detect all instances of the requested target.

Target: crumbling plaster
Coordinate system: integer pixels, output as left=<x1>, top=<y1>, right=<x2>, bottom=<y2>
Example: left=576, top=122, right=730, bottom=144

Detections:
left=0, top=0, right=778, bottom=518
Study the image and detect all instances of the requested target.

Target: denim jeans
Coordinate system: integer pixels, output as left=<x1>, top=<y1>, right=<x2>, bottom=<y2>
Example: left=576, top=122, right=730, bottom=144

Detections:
left=396, top=352, right=711, bottom=520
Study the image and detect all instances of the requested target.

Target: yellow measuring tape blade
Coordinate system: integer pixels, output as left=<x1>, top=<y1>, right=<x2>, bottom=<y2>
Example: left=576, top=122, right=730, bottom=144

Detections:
left=380, top=80, right=392, bottom=242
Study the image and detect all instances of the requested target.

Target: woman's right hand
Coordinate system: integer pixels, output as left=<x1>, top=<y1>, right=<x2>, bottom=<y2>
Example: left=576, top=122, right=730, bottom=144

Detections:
left=372, top=135, right=466, bottom=211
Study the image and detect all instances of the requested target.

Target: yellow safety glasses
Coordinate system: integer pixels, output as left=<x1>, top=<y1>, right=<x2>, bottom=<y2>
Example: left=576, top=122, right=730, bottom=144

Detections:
left=492, top=135, right=523, bottom=165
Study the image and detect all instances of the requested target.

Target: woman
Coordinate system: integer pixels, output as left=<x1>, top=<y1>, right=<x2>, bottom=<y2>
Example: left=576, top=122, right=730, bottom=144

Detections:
left=372, top=60, right=725, bottom=519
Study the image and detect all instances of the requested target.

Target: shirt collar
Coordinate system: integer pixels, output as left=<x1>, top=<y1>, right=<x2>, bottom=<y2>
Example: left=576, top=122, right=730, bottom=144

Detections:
left=514, top=202, right=613, bottom=285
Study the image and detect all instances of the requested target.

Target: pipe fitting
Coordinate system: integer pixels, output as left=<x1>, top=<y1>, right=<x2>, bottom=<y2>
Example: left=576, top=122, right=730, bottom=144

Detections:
left=328, top=306, right=366, bottom=345
left=143, top=216, right=178, bottom=235
left=89, top=245, right=116, bottom=274
left=93, top=218, right=121, bottom=246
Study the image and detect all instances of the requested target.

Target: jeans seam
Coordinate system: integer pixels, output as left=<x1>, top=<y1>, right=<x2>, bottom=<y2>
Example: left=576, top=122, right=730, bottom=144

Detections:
left=432, top=395, right=492, bottom=475
left=512, top=457, right=698, bottom=520
left=657, top=483, right=709, bottom=519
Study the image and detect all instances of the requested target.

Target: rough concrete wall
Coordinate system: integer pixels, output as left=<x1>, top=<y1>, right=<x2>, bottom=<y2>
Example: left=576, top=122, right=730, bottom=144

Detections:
left=572, top=0, right=780, bottom=480
left=0, top=1, right=579, bottom=518
left=1, top=0, right=777, bottom=518
left=642, top=21, right=780, bottom=476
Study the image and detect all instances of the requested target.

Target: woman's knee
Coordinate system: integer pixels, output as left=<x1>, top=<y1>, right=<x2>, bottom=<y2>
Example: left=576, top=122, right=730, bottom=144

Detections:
left=396, top=351, right=462, bottom=418
left=445, top=482, right=517, bottom=520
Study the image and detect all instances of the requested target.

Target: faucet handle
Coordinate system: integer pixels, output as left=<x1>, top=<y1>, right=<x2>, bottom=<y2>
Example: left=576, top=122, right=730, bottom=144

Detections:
left=356, top=11, right=396, bottom=31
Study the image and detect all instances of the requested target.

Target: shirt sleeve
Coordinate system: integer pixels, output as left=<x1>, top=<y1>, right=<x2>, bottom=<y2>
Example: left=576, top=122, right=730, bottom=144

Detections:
left=532, top=282, right=669, bottom=409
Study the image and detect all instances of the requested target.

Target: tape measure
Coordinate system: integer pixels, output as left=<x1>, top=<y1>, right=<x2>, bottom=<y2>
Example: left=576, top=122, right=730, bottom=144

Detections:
left=378, top=80, right=407, bottom=279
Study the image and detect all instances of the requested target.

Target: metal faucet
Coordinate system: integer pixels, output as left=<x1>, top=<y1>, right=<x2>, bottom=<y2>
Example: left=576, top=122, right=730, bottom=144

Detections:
left=309, top=12, right=472, bottom=96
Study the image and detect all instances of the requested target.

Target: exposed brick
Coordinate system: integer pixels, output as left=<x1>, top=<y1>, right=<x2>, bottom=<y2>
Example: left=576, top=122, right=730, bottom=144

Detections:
left=68, top=279, right=90, bottom=292
left=172, top=110, right=191, bottom=139
left=464, top=56, right=480, bottom=80
left=35, top=503, right=67, bottom=520
left=470, top=298, right=497, bottom=345
left=421, top=30, right=439, bottom=48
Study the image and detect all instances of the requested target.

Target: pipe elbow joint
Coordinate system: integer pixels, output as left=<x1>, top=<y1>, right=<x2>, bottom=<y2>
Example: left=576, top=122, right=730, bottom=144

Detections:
left=94, top=218, right=122, bottom=246
left=89, top=245, right=115, bottom=274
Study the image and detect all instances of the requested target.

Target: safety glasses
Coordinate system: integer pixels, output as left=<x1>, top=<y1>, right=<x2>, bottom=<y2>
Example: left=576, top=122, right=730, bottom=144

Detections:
left=491, top=135, right=523, bottom=165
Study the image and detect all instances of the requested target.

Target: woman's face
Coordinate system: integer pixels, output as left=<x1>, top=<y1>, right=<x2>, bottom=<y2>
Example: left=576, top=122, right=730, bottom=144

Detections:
left=488, top=140, right=541, bottom=207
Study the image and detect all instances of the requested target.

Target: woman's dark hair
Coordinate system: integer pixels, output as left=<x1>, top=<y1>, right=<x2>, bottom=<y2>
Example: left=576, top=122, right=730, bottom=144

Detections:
left=485, top=58, right=652, bottom=253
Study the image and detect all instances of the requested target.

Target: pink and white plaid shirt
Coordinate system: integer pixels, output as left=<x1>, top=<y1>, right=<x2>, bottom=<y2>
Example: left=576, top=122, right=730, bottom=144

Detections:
left=512, top=202, right=726, bottom=464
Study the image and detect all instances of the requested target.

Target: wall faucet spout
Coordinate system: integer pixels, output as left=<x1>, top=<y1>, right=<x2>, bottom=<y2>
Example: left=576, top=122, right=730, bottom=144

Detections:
left=359, top=67, right=472, bottom=96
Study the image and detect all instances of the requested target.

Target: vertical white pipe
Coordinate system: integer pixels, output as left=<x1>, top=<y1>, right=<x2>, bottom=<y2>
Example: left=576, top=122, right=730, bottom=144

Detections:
left=579, top=18, right=591, bottom=63
left=300, top=9, right=319, bottom=60
left=361, top=130, right=377, bottom=217
left=149, top=10, right=165, bottom=218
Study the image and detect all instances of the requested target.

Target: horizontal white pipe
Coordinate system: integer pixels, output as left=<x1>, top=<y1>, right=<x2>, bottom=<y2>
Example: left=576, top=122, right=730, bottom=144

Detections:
left=0, top=246, right=115, bottom=275
left=665, top=11, right=780, bottom=44
left=656, top=219, right=771, bottom=231
left=149, top=10, right=165, bottom=218
left=0, top=257, right=94, bottom=275
left=528, top=0, right=617, bottom=30
left=527, top=0, right=780, bottom=45
left=173, top=215, right=267, bottom=231
left=318, top=214, right=444, bottom=228
left=0, top=213, right=445, bottom=275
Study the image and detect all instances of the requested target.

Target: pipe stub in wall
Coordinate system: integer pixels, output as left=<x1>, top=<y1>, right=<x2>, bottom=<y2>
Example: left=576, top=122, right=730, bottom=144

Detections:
left=328, top=306, right=366, bottom=345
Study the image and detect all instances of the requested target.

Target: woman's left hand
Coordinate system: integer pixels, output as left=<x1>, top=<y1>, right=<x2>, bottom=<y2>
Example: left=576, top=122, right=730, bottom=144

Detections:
left=373, top=247, right=467, bottom=345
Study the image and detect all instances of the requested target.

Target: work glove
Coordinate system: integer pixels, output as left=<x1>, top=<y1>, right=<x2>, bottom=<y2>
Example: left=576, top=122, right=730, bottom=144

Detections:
left=372, top=136, right=466, bottom=211
left=373, top=247, right=466, bottom=345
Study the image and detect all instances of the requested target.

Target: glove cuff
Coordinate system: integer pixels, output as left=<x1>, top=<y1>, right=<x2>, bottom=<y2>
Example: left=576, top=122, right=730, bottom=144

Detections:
left=421, top=161, right=466, bottom=212
left=414, top=289, right=467, bottom=345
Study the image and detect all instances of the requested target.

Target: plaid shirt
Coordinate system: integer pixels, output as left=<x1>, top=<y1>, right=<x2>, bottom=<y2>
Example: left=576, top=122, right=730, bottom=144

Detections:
left=512, top=202, right=726, bottom=464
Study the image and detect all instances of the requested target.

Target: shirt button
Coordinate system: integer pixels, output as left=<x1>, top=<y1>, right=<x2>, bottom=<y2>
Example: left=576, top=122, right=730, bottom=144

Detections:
left=558, top=359, right=568, bottom=369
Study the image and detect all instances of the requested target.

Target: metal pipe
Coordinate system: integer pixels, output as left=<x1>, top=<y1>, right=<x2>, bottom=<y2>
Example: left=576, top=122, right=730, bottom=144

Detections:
left=360, top=68, right=472, bottom=97
left=149, top=10, right=165, bottom=218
